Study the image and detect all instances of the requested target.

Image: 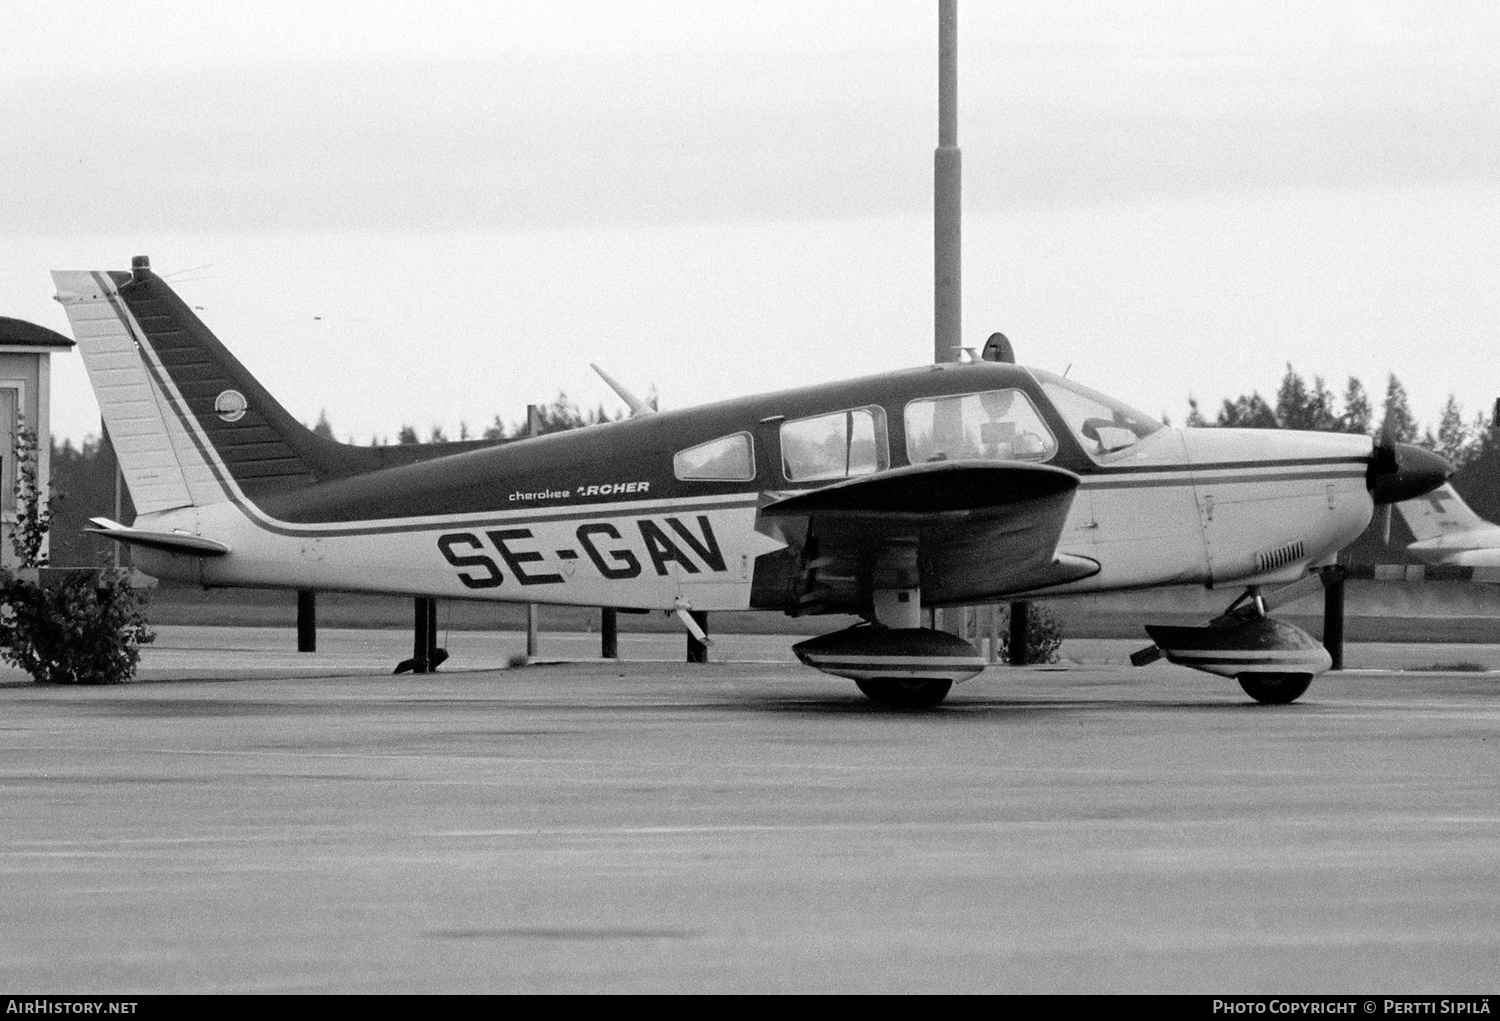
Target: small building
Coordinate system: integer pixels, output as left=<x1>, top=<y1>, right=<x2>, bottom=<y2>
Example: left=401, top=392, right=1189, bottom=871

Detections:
left=0, top=317, right=74, bottom=568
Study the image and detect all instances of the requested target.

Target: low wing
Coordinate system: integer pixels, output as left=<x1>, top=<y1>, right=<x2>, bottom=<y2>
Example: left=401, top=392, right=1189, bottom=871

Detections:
left=759, top=460, right=1098, bottom=614
left=85, top=517, right=230, bottom=557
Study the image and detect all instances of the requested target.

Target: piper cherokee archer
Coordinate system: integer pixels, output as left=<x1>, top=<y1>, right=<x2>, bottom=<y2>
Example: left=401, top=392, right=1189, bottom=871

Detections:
left=54, top=257, right=1449, bottom=708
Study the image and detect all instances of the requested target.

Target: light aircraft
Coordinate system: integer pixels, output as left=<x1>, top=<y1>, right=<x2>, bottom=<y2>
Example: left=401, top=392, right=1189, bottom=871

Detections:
left=53, top=257, right=1450, bottom=707
left=1395, top=483, right=1500, bottom=567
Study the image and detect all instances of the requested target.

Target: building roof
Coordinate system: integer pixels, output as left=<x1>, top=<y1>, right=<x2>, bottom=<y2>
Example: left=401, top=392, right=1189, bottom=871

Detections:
left=0, top=317, right=75, bottom=349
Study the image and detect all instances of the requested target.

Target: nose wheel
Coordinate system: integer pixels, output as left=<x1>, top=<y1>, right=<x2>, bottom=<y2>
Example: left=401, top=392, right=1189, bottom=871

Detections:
left=1237, top=673, right=1312, bottom=705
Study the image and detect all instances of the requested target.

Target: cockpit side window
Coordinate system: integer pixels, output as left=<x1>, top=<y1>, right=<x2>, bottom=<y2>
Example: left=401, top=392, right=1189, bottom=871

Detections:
left=780, top=406, right=889, bottom=482
left=903, top=389, right=1057, bottom=464
left=1030, top=368, right=1163, bottom=463
left=674, top=432, right=756, bottom=481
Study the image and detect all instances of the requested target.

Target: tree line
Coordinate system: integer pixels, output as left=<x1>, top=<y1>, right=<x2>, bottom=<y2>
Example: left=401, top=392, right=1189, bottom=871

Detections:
left=329, top=390, right=633, bottom=446
left=45, top=390, right=621, bottom=567
left=1186, top=365, right=1500, bottom=474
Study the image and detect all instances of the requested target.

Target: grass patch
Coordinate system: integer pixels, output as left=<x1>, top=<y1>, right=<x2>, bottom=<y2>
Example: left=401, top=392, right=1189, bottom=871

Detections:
left=1410, top=662, right=1490, bottom=673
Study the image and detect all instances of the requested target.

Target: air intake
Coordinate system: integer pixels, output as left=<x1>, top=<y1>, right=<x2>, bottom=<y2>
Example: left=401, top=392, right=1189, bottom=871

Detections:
left=1255, top=541, right=1305, bottom=574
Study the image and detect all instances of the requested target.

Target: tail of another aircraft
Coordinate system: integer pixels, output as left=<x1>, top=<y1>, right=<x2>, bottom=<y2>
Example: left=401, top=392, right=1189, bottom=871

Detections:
left=1395, top=483, right=1487, bottom=540
left=53, top=257, right=410, bottom=517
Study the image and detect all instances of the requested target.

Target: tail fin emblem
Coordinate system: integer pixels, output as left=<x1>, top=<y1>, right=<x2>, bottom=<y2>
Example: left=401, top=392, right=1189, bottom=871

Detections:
left=215, top=389, right=247, bottom=422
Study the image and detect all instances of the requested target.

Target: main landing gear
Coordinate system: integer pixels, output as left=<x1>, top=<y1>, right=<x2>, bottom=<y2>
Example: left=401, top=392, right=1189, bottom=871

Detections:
left=793, top=585, right=984, bottom=709
left=854, top=677, right=953, bottom=710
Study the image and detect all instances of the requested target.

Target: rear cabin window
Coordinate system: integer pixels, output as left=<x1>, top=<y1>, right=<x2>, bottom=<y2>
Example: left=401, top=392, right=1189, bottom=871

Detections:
left=904, top=389, right=1057, bottom=464
left=780, top=407, right=890, bottom=482
left=674, top=433, right=756, bottom=481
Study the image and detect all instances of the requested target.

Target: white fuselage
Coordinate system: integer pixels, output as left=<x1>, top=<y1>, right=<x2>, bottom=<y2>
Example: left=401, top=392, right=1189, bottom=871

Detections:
left=130, top=426, right=1376, bottom=609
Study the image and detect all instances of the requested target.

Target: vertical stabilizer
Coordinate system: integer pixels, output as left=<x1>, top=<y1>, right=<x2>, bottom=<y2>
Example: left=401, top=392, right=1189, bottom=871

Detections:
left=54, top=258, right=422, bottom=518
left=1396, top=483, right=1486, bottom=541
left=52, top=269, right=206, bottom=515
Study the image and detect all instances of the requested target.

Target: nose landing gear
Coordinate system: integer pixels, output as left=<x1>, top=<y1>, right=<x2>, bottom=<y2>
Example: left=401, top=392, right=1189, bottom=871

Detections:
left=1143, top=584, right=1330, bottom=705
left=1236, top=672, right=1313, bottom=705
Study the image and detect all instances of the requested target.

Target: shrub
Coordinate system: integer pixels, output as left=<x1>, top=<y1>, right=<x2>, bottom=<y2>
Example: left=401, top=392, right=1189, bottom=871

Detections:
left=962, top=602, right=1065, bottom=664
left=0, top=424, right=154, bottom=684
left=999, top=603, right=1064, bottom=665
left=0, top=570, right=154, bottom=685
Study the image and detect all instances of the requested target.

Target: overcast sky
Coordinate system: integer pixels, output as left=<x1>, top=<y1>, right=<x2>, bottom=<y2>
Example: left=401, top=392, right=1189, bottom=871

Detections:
left=3, top=1, right=1497, bottom=445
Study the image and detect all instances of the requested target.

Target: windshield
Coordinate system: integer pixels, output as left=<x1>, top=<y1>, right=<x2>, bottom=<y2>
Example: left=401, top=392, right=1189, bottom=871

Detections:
left=1030, top=368, right=1163, bottom=462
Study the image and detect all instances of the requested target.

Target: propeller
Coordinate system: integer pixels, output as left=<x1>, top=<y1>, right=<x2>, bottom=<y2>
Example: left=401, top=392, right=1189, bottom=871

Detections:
left=1366, top=421, right=1452, bottom=507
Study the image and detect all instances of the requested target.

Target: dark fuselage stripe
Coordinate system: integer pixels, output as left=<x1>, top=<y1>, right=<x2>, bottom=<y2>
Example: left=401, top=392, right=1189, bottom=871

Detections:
left=1084, top=468, right=1366, bottom=490
left=1092, top=456, right=1366, bottom=474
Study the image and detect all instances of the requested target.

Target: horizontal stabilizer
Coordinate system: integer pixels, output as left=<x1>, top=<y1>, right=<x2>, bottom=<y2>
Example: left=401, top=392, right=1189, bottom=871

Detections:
left=761, top=460, right=1080, bottom=519
left=85, top=517, right=229, bottom=557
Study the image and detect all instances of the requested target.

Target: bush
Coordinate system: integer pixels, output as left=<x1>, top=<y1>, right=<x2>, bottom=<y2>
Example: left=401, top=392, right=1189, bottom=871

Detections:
left=0, top=569, right=154, bottom=685
left=1000, top=603, right=1064, bottom=664
left=0, top=423, right=154, bottom=685
left=962, top=603, right=1065, bottom=664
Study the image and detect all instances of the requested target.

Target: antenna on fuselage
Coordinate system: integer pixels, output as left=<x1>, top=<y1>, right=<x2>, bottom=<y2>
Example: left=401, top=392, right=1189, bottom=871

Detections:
left=590, top=363, right=656, bottom=417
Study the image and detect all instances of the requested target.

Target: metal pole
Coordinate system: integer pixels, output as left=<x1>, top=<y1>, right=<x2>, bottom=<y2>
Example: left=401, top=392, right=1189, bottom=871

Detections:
left=932, top=1, right=966, bottom=638
left=989, top=603, right=1000, bottom=662
left=412, top=597, right=429, bottom=673
left=1009, top=600, right=1030, bottom=665
left=525, top=403, right=540, bottom=661
left=1322, top=567, right=1346, bottom=670
left=935, top=0, right=961, bottom=365
left=601, top=607, right=618, bottom=659
left=296, top=590, right=316, bottom=653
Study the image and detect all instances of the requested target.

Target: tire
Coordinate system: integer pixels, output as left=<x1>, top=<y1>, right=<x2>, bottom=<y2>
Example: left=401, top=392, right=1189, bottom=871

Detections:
left=1237, top=673, right=1312, bottom=705
left=855, top=678, right=953, bottom=709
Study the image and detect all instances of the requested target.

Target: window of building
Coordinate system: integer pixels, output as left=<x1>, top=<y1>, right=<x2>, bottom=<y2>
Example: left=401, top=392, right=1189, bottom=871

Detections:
left=904, top=389, right=1056, bottom=464
left=0, top=388, right=15, bottom=514
left=780, top=407, right=889, bottom=482
left=674, top=432, right=756, bottom=481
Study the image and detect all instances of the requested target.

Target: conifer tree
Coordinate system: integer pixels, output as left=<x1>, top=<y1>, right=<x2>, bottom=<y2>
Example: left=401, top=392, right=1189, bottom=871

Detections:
left=1185, top=396, right=1209, bottom=427
left=1216, top=393, right=1278, bottom=429
left=1379, top=374, right=1419, bottom=443
left=1434, top=394, right=1470, bottom=468
left=1340, top=377, right=1372, bottom=434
